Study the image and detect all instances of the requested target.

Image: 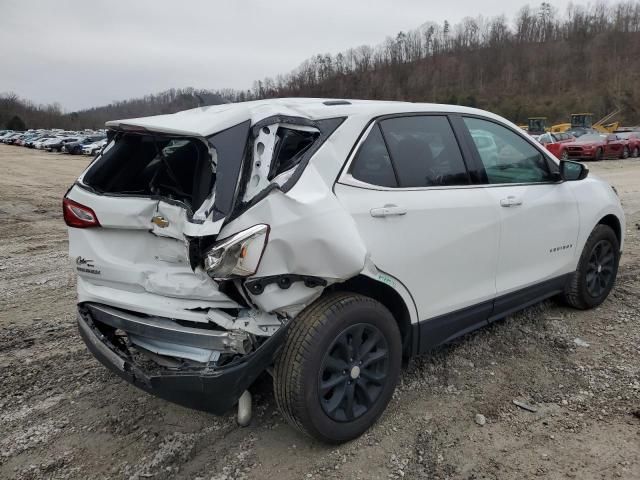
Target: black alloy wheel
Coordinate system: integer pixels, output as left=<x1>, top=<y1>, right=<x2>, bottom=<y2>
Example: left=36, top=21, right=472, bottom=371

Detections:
left=318, top=323, right=389, bottom=422
left=274, top=292, right=402, bottom=443
left=585, top=239, right=616, bottom=298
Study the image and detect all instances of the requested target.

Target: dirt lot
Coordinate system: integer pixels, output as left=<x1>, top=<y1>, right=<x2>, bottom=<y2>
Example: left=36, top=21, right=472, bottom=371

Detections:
left=0, top=144, right=639, bottom=480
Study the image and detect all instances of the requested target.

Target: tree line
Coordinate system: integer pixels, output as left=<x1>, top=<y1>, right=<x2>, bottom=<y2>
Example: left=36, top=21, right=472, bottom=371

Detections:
left=2, top=1, right=640, bottom=130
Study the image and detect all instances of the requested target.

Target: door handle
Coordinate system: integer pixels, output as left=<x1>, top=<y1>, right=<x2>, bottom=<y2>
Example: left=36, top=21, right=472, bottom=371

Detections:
left=500, top=196, right=523, bottom=207
left=370, top=204, right=408, bottom=217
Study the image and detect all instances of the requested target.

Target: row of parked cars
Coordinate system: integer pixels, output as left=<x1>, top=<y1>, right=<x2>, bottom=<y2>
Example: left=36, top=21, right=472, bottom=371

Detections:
left=533, top=129, right=640, bottom=161
left=0, top=129, right=108, bottom=155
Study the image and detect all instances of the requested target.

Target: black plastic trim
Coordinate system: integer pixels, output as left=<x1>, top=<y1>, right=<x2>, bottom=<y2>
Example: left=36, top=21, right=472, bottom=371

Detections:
left=414, top=274, right=571, bottom=354
left=489, top=275, right=569, bottom=322
left=448, top=114, right=489, bottom=184
left=208, top=120, right=252, bottom=222
left=245, top=274, right=327, bottom=295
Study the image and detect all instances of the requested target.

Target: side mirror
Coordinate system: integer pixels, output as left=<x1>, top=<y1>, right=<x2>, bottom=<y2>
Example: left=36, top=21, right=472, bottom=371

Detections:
left=560, top=160, right=588, bottom=181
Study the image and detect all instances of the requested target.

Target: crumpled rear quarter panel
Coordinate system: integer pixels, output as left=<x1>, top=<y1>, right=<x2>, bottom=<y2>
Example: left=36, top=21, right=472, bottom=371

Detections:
left=221, top=162, right=368, bottom=309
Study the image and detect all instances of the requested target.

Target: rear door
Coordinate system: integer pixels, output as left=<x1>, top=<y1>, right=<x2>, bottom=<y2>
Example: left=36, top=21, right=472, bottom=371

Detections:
left=461, top=116, right=579, bottom=307
left=335, top=114, right=501, bottom=347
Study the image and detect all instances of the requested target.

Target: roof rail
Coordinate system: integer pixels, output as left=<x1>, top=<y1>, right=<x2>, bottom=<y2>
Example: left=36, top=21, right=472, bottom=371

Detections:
left=323, top=100, right=351, bottom=106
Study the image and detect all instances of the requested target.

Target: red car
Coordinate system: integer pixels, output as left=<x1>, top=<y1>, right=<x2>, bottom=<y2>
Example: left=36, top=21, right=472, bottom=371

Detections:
left=538, top=132, right=577, bottom=160
left=615, top=132, right=640, bottom=158
left=563, top=134, right=630, bottom=161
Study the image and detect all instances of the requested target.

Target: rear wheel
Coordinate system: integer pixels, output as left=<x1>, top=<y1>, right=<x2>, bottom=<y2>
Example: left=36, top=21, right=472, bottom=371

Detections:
left=621, top=146, right=630, bottom=159
left=632, top=147, right=639, bottom=158
left=274, top=292, right=402, bottom=443
left=561, top=225, right=620, bottom=310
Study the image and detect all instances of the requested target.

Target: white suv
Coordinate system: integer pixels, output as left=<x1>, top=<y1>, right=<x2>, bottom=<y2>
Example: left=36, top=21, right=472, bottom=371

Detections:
left=64, top=99, right=624, bottom=443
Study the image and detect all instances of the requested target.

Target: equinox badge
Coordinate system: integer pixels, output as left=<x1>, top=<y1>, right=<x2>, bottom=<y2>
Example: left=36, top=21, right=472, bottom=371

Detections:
left=151, top=215, right=169, bottom=228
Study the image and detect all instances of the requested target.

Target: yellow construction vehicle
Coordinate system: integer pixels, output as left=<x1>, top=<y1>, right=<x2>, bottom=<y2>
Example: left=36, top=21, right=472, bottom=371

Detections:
left=527, top=117, right=548, bottom=135
left=550, top=109, right=621, bottom=134
left=593, top=109, right=621, bottom=133
left=518, top=117, right=548, bottom=134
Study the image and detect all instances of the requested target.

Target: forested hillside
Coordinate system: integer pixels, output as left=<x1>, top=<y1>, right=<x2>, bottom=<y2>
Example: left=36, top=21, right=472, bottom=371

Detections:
left=2, top=1, right=640, bottom=130
left=254, top=1, right=640, bottom=125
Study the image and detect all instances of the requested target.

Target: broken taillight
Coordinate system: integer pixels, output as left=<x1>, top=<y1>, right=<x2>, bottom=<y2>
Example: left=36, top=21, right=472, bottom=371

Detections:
left=63, top=197, right=100, bottom=228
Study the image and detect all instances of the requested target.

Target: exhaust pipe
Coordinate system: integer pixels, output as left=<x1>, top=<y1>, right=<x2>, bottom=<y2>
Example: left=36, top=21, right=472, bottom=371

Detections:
left=237, top=390, right=252, bottom=427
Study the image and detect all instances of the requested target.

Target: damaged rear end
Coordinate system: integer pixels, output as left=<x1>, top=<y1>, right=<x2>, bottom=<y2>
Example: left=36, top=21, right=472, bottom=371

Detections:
left=65, top=106, right=365, bottom=414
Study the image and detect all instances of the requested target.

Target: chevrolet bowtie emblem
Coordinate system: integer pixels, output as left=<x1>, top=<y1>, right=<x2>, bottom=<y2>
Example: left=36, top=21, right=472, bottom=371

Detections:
left=151, top=215, right=169, bottom=228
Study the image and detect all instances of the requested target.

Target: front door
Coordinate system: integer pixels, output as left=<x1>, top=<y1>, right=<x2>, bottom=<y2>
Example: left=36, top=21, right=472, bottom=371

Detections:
left=604, top=136, right=623, bottom=157
left=462, top=117, right=580, bottom=302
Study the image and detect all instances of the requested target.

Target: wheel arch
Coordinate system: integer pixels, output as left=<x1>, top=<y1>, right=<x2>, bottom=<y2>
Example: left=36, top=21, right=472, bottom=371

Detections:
left=598, top=213, right=622, bottom=245
left=327, top=272, right=419, bottom=357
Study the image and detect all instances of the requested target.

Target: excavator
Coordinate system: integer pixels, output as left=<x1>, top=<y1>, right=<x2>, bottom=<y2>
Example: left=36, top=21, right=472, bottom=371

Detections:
left=550, top=109, right=621, bottom=134
left=517, top=117, right=548, bottom=134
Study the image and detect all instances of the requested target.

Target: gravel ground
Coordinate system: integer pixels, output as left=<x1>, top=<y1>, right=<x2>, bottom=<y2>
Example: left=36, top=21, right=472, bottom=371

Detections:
left=0, top=144, right=639, bottom=480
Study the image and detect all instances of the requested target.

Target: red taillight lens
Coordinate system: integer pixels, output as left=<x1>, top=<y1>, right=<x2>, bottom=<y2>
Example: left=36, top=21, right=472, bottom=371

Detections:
left=63, top=197, right=100, bottom=228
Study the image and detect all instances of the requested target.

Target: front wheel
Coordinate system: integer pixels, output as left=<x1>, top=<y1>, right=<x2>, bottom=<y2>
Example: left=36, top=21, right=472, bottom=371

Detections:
left=560, top=150, right=569, bottom=161
left=274, top=292, right=402, bottom=443
left=632, top=147, right=639, bottom=158
left=594, top=148, right=604, bottom=161
left=561, top=224, right=620, bottom=310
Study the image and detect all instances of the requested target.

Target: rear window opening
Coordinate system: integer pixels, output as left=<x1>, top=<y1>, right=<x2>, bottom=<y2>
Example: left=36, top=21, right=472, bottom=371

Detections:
left=82, top=133, right=214, bottom=211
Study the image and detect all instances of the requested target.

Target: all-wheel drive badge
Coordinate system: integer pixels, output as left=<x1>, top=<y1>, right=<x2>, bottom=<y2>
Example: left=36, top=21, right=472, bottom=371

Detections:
left=151, top=215, right=169, bottom=228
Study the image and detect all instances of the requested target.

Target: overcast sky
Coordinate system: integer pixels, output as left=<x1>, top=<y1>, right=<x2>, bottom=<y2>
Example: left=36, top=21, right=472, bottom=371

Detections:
left=1, top=0, right=574, bottom=111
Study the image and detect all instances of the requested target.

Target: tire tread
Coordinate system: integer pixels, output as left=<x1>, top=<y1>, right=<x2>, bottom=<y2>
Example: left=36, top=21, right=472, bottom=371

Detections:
left=562, top=224, right=619, bottom=310
left=274, top=292, right=391, bottom=441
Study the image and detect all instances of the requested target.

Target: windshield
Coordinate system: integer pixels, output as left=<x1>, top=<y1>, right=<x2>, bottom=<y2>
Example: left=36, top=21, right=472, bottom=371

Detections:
left=616, top=132, right=636, bottom=139
left=578, top=134, right=604, bottom=142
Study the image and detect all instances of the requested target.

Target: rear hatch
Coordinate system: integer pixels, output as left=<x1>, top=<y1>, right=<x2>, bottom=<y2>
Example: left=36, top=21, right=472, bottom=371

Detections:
left=65, top=122, right=250, bottom=320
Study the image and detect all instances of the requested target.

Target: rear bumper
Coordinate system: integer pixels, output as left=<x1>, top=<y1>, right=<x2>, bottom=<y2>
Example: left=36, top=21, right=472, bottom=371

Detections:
left=77, top=305, right=288, bottom=415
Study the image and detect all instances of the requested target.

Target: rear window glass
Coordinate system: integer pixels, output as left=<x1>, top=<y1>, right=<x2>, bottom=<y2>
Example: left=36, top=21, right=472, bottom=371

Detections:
left=83, top=134, right=213, bottom=210
left=350, top=124, right=398, bottom=188
left=379, top=116, right=469, bottom=187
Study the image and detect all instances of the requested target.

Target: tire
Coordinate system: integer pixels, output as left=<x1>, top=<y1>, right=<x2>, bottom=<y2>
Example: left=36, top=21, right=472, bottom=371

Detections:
left=561, top=224, right=620, bottom=310
left=632, top=147, right=639, bottom=158
left=274, top=292, right=402, bottom=444
left=594, top=148, right=604, bottom=161
left=560, top=150, right=569, bottom=161
left=621, top=146, right=629, bottom=159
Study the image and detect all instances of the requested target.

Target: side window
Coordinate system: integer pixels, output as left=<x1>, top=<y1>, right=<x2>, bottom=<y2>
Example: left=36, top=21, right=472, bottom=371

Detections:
left=379, top=116, right=469, bottom=187
left=350, top=124, right=398, bottom=188
left=268, top=128, right=319, bottom=180
left=464, top=117, right=554, bottom=184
